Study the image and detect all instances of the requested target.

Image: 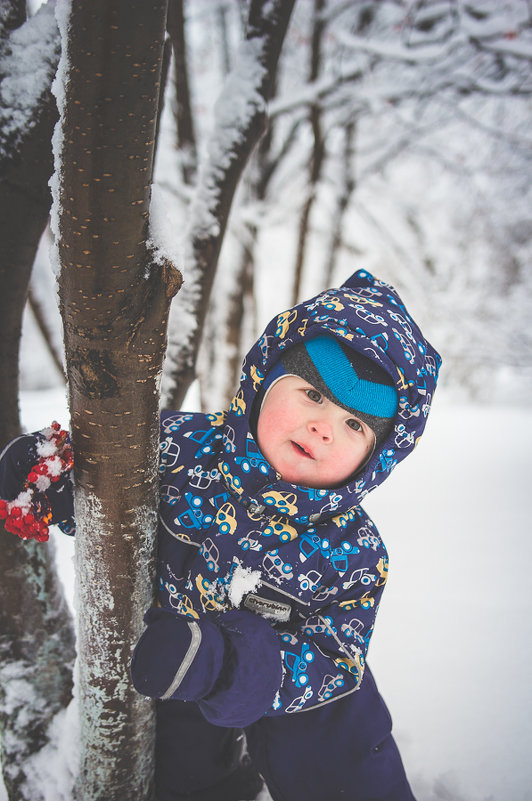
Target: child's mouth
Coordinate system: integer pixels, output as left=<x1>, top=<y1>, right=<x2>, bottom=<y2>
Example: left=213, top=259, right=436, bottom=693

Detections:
left=292, top=441, right=313, bottom=459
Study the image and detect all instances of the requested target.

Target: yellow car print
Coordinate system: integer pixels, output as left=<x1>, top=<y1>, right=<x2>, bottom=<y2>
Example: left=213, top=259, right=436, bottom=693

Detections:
left=229, top=389, right=246, bottom=416
left=262, top=491, right=298, bottom=516
left=195, top=574, right=225, bottom=612
left=206, top=410, right=227, bottom=427
left=250, top=365, right=264, bottom=391
left=264, top=516, right=298, bottom=543
left=275, top=310, right=297, bottom=339
left=219, top=462, right=244, bottom=496
left=216, top=502, right=237, bottom=535
left=334, top=652, right=364, bottom=680
left=339, top=593, right=375, bottom=612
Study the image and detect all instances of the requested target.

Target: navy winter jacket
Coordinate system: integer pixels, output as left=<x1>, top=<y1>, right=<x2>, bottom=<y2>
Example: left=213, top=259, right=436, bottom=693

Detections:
left=154, top=270, right=441, bottom=727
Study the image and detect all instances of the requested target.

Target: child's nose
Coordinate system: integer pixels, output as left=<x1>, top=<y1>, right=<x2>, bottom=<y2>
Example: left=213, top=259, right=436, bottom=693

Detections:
left=309, top=419, right=333, bottom=443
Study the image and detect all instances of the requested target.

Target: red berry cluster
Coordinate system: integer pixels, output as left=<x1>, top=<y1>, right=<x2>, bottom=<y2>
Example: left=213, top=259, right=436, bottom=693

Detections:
left=0, top=422, right=73, bottom=543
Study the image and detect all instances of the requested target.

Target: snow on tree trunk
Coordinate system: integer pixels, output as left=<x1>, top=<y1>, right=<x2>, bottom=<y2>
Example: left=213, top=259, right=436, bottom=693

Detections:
left=52, top=2, right=181, bottom=798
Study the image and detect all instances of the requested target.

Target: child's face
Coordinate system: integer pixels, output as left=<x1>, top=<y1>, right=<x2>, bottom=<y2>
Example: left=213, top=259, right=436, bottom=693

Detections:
left=256, top=376, right=375, bottom=489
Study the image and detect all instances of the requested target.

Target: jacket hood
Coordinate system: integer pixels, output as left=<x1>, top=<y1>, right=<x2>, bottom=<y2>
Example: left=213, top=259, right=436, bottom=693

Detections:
left=219, top=269, right=441, bottom=525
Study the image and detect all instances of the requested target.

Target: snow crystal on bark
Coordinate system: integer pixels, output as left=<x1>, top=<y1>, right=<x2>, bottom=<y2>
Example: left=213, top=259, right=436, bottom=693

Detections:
left=72, top=489, right=157, bottom=798
left=131, top=504, right=159, bottom=614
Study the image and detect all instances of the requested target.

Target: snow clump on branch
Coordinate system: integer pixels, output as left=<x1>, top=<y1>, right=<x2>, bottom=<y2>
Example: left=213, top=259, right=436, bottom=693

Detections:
left=0, top=1, right=59, bottom=159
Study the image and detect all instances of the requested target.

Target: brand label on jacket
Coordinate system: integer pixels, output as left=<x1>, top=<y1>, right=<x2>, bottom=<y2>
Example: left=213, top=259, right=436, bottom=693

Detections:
left=244, top=593, right=291, bottom=622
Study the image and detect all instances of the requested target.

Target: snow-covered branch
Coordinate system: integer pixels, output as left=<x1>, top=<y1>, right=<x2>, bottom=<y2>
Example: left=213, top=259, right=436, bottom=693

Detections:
left=0, top=1, right=59, bottom=161
left=163, top=0, right=295, bottom=409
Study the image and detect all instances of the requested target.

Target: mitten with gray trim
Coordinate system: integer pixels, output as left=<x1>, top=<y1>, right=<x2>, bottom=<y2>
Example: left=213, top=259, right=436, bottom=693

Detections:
left=130, top=606, right=225, bottom=702
left=131, top=605, right=283, bottom=728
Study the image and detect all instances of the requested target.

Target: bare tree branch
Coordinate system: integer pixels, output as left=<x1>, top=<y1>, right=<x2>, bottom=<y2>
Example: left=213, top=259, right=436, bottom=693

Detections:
left=27, top=287, right=66, bottom=381
left=167, top=0, right=197, bottom=183
left=324, top=118, right=356, bottom=286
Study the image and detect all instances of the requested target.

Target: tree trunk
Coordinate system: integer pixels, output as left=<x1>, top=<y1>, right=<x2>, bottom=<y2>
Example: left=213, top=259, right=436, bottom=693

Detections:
left=0, top=0, right=60, bottom=437
left=54, top=2, right=180, bottom=798
left=0, top=535, right=75, bottom=801
left=290, top=0, right=326, bottom=307
left=324, top=119, right=356, bottom=287
left=0, top=5, right=76, bottom=799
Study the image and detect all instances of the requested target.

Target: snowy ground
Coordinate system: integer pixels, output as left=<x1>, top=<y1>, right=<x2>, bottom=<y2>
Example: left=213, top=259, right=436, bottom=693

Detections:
left=2, top=388, right=531, bottom=801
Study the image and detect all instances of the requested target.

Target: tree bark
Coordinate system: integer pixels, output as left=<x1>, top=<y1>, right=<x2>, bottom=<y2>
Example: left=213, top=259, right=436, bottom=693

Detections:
left=54, top=2, right=180, bottom=798
left=0, top=535, right=75, bottom=801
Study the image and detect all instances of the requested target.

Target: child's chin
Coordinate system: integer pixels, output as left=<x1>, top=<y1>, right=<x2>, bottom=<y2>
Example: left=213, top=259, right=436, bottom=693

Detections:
left=283, top=468, right=317, bottom=488
left=279, top=468, right=306, bottom=486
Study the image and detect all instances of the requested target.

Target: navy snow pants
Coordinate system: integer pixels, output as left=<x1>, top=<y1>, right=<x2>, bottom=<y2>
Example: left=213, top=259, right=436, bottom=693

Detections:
left=155, top=666, right=416, bottom=801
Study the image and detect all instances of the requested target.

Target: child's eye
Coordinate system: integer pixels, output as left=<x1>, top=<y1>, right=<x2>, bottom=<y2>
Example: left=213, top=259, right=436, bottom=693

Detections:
left=347, top=418, right=362, bottom=432
left=306, top=389, right=322, bottom=403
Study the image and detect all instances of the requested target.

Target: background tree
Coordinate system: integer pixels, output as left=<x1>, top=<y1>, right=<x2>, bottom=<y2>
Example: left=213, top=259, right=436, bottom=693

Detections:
left=164, top=0, right=531, bottom=409
left=0, top=4, right=75, bottom=799
left=162, top=0, right=295, bottom=409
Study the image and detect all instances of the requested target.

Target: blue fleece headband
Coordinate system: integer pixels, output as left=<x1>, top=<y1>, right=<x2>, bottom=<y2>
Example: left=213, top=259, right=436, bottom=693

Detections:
left=305, top=337, right=397, bottom=418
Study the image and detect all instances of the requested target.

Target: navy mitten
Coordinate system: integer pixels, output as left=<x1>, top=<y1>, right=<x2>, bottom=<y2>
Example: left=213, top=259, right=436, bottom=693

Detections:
left=130, top=606, right=226, bottom=701
left=131, top=605, right=284, bottom=728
